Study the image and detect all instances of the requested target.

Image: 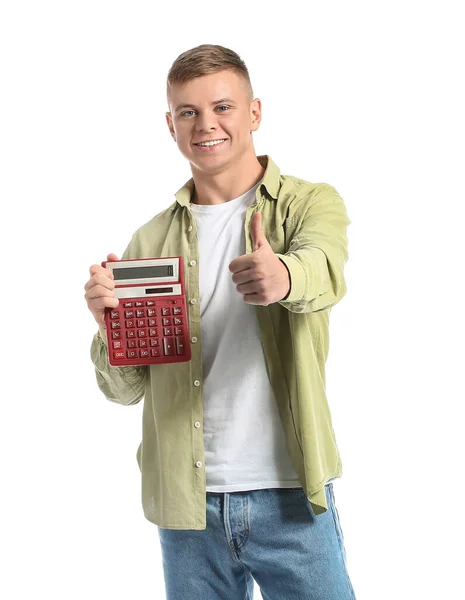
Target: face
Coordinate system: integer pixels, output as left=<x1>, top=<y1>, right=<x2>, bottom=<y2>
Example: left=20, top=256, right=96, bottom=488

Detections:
left=166, top=69, right=261, bottom=173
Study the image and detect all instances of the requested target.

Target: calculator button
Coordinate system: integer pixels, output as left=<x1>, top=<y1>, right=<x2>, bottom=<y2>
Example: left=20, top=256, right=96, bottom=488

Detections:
left=126, top=320, right=135, bottom=328
left=146, top=301, right=155, bottom=306
left=173, top=307, right=182, bottom=315
left=163, top=337, right=175, bottom=356
left=123, top=302, right=133, bottom=308
left=148, top=318, right=156, bottom=327
left=164, top=327, right=173, bottom=336
left=137, top=319, right=146, bottom=327
left=175, top=327, right=183, bottom=336
left=176, top=336, right=186, bottom=355
left=151, top=348, right=161, bottom=357
left=162, top=308, right=171, bottom=316
left=174, top=317, right=183, bottom=325
left=149, top=328, right=158, bottom=337
left=111, top=331, right=121, bottom=339
left=127, top=340, right=136, bottom=348
left=150, top=338, right=159, bottom=347
left=127, top=350, right=137, bottom=359
left=138, top=329, right=147, bottom=337
left=139, top=349, right=149, bottom=358
left=138, top=339, right=147, bottom=347
left=147, top=309, right=156, bottom=317
left=135, top=301, right=144, bottom=307
left=112, top=341, right=123, bottom=349
left=125, top=310, right=134, bottom=318
left=111, top=321, right=121, bottom=329
left=162, top=318, right=172, bottom=326
left=136, top=309, right=145, bottom=318
left=110, top=311, right=120, bottom=319
left=126, top=330, right=135, bottom=338
left=113, top=351, right=125, bottom=360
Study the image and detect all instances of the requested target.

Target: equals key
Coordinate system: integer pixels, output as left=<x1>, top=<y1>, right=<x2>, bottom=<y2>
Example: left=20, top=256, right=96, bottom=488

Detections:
left=175, top=336, right=186, bottom=355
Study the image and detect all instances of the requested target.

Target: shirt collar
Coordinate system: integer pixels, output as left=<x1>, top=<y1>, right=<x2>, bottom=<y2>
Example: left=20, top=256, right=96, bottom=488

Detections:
left=172, top=154, right=280, bottom=210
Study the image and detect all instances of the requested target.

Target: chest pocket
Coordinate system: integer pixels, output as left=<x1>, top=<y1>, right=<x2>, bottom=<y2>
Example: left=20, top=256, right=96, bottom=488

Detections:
left=267, top=216, right=298, bottom=255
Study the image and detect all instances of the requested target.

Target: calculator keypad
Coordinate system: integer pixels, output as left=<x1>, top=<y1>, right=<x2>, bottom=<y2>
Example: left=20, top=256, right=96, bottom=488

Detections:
left=108, top=299, right=188, bottom=364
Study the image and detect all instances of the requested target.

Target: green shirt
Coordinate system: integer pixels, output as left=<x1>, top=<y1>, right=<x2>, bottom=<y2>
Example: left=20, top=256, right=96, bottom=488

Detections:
left=90, top=154, right=351, bottom=530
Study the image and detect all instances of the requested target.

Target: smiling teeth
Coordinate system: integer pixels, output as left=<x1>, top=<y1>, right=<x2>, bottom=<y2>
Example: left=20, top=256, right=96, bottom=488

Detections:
left=197, top=139, right=226, bottom=147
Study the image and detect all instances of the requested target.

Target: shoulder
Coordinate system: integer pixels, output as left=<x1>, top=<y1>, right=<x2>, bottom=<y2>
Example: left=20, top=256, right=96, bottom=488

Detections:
left=137, top=203, right=177, bottom=233
left=278, top=173, right=344, bottom=216
left=123, top=202, right=178, bottom=258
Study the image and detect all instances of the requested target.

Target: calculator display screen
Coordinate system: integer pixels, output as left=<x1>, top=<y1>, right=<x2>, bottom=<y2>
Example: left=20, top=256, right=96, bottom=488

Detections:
left=146, top=287, right=173, bottom=294
left=113, top=265, right=173, bottom=281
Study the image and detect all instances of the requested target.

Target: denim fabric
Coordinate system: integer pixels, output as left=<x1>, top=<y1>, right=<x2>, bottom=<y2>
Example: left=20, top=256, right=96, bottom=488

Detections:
left=157, top=483, right=356, bottom=599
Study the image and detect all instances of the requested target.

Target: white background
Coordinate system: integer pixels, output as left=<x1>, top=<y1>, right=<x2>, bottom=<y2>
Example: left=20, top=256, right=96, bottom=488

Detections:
left=1, top=1, right=464, bottom=598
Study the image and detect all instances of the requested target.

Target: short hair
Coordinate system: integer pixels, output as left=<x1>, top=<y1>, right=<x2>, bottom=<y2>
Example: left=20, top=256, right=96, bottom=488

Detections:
left=166, top=44, right=254, bottom=107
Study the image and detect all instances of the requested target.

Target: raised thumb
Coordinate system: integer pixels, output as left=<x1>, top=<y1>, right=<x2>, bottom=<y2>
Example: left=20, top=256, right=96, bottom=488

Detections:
left=250, top=212, right=267, bottom=251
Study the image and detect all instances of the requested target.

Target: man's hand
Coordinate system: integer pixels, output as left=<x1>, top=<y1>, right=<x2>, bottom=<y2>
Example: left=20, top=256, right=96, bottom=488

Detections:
left=228, top=212, right=290, bottom=306
left=84, top=253, right=120, bottom=335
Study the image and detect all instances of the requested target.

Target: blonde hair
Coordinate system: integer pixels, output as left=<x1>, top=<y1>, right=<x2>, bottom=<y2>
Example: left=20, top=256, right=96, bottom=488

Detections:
left=166, top=44, right=253, bottom=106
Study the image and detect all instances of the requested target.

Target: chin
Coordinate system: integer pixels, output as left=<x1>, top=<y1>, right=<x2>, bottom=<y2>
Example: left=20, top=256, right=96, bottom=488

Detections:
left=188, top=150, right=236, bottom=172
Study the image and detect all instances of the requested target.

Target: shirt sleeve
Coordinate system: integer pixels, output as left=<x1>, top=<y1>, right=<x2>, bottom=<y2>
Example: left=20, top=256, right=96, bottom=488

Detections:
left=89, top=236, right=147, bottom=406
left=275, top=184, right=350, bottom=314
left=90, top=328, right=147, bottom=406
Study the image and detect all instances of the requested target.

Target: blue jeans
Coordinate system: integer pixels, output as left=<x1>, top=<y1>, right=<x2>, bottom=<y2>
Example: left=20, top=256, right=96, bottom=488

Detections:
left=157, top=483, right=356, bottom=599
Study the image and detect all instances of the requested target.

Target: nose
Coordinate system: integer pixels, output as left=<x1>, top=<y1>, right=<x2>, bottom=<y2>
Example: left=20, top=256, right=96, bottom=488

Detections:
left=195, top=112, right=218, bottom=133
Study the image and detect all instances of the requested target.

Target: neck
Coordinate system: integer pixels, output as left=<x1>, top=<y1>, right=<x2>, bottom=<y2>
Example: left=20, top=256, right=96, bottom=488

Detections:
left=191, top=151, right=266, bottom=206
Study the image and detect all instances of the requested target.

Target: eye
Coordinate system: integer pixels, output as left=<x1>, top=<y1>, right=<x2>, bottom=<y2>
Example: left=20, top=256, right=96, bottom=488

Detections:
left=180, top=106, right=230, bottom=117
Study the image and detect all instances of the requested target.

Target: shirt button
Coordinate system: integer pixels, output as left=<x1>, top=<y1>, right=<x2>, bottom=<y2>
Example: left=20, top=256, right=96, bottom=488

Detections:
left=190, top=298, right=197, bottom=305
left=191, top=336, right=198, bottom=343
left=188, top=225, right=193, bottom=232
left=189, top=260, right=197, bottom=267
left=194, top=421, right=201, bottom=428
left=195, top=461, right=203, bottom=468
left=193, top=380, right=200, bottom=387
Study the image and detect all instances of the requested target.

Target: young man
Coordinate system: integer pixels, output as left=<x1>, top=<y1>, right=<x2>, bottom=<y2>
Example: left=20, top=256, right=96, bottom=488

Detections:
left=85, top=44, right=356, bottom=600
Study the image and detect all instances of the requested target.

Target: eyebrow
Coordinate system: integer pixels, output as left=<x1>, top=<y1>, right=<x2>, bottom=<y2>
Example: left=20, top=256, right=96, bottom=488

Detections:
left=174, top=98, right=237, bottom=113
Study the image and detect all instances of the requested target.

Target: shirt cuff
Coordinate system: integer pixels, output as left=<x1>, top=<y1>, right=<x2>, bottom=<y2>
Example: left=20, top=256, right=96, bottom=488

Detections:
left=97, top=327, right=109, bottom=346
left=277, top=254, right=306, bottom=303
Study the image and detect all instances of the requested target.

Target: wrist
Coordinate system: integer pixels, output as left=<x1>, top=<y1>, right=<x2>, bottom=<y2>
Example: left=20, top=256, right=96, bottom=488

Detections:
left=98, top=324, right=108, bottom=342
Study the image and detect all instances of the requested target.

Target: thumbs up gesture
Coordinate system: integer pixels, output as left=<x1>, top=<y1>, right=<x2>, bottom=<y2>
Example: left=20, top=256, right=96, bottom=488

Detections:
left=228, top=212, right=291, bottom=306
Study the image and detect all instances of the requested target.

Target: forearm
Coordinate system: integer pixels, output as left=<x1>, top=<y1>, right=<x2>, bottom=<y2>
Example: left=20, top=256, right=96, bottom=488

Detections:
left=276, top=185, right=350, bottom=314
left=277, top=248, right=347, bottom=312
left=90, top=328, right=147, bottom=406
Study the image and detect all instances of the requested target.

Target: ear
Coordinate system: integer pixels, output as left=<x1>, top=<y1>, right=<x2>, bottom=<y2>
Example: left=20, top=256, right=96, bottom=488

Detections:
left=166, top=112, right=176, bottom=140
left=250, top=98, right=262, bottom=132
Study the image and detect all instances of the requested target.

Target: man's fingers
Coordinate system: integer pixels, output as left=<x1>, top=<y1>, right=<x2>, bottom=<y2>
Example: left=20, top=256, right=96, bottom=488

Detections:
left=89, top=263, right=114, bottom=279
left=229, top=251, right=258, bottom=274
left=84, top=272, right=115, bottom=292
left=86, top=291, right=119, bottom=311
left=97, top=295, right=119, bottom=308
left=85, top=284, right=117, bottom=300
left=231, top=267, right=255, bottom=285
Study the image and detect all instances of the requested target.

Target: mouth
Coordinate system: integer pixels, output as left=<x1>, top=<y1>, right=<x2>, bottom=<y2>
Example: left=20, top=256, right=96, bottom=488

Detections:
left=193, top=138, right=228, bottom=151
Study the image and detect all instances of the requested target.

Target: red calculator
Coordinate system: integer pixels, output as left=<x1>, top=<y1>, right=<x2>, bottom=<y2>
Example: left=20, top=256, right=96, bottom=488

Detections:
left=101, top=257, right=192, bottom=367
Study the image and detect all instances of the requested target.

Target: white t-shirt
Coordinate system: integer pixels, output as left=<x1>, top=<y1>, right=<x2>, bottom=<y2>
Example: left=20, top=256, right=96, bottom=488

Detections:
left=190, top=183, right=304, bottom=492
